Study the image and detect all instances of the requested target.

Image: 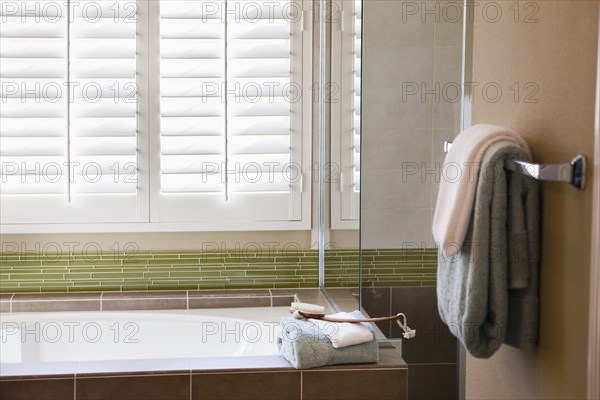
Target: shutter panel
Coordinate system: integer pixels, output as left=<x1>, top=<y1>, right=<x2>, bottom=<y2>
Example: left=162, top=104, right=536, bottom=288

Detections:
left=158, top=0, right=226, bottom=196
left=0, top=1, right=69, bottom=198
left=70, top=0, right=138, bottom=196
left=330, top=0, right=360, bottom=228
left=353, top=0, right=361, bottom=193
left=227, top=0, right=293, bottom=196
left=155, top=0, right=309, bottom=227
left=0, top=0, right=140, bottom=224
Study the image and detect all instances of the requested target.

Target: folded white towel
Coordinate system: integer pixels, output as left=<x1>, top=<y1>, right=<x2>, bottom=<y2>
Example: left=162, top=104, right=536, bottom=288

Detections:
left=309, top=312, right=374, bottom=349
left=432, top=124, right=530, bottom=257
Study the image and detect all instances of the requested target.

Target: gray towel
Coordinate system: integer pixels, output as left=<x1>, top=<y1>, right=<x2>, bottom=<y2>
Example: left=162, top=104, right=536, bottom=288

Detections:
left=437, top=142, right=539, bottom=358
left=277, top=311, right=379, bottom=369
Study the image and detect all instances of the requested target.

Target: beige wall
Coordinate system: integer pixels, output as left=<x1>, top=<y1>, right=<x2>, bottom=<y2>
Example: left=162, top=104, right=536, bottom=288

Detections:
left=467, top=1, right=598, bottom=398
left=0, top=231, right=314, bottom=253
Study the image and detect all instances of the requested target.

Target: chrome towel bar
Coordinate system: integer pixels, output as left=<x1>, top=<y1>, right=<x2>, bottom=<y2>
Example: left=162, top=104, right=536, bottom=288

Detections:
left=442, top=141, right=587, bottom=190
left=512, top=155, right=586, bottom=190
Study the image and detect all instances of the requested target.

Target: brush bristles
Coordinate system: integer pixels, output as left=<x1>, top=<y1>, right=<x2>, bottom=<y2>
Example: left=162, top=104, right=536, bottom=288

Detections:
left=290, top=302, right=325, bottom=314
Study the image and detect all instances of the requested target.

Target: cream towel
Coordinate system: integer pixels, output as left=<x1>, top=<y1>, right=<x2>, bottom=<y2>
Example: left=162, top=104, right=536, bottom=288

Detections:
left=309, top=312, right=374, bottom=349
left=432, top=124, right=530, bottom=256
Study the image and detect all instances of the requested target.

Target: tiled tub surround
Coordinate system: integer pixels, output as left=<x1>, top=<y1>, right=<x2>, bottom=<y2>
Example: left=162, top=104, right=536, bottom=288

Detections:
left=0, top=248, right=437, bottom=293
left=0, top=349, right=408, bottom=400
left=0, top=290, right=408, bottom=400
left=362, top=287, right=458, bottom=400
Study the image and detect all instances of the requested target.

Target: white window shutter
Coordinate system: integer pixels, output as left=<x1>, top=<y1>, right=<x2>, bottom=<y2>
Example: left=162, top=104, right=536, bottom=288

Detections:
left=0, top=0, right=140, bottom=224
left=1, top=0, right=311, bottom=231
left=330, top=0, right=360, bottom=229
left=154, top=0, right=310, bottom=228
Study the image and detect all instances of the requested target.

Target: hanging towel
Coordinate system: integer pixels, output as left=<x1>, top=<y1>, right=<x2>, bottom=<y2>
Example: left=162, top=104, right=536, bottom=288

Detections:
left=277, top=310, right=378, bottom=369
left=432, top=124, right=530, bottom=257
left=436, top=140, right=539, bottom=358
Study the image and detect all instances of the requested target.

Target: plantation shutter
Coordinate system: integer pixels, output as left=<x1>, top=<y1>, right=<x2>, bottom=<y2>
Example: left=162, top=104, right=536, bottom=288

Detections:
left=353, top=0, right=361, bottom=194
left=330, top=0, right=360, bottom=228
left=155, top=0, right=309, bottom=228
left=69, top=1, right=138, bottom=197
left=0, top=0, right=140, bottom=224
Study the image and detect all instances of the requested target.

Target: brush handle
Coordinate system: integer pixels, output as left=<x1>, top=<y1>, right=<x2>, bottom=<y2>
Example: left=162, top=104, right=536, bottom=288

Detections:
left=294, top=310, right=403, bottom=323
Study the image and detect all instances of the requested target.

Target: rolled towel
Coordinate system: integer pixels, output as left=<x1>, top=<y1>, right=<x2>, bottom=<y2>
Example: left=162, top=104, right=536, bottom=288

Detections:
left=309, top=312, right=374, bottom=348
left=277, top=310, right=378, bottom=369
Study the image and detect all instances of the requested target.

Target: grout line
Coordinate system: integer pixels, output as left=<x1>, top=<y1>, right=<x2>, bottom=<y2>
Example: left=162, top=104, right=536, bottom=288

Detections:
left=189, top=370, right=192, bottom=400
left=1, top=377, right=76, bottom=382
left=407, top=362, right=458, bottom=366
left=300, top=370, right=303, bottom=399
left=186, top=290, right=189, bottom=310
left=73, top=376, right=76, bottom=400
left=100, top=292, right=103, bottom=312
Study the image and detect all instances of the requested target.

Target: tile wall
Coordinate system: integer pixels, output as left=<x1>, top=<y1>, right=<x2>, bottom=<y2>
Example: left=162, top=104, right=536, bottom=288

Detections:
left=0, top=248, right=436, bottom=293
left=361, top=0, right=463, bottom=248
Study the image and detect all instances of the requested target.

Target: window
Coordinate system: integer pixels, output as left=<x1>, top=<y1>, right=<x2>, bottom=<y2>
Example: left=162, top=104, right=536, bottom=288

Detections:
left=0, top=0, right=312, bottom=231
left=331, top=0, right=360, bottom=229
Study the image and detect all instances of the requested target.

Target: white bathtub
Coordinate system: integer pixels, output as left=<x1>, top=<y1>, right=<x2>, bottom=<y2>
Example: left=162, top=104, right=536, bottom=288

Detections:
left=0, top=306, right=289, bottom=365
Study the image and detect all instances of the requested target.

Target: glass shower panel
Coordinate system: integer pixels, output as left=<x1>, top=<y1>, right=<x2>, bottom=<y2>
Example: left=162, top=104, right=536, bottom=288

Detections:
left=359, top=1, right=465, bottom=339
left=320, top=0, right=363, bottom=313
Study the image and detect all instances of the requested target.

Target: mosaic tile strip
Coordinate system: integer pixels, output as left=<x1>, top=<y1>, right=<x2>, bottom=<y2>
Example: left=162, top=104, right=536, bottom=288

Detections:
left=0, top=249, right=437, bottom=293
left=326, top=248, right=438, bottom=288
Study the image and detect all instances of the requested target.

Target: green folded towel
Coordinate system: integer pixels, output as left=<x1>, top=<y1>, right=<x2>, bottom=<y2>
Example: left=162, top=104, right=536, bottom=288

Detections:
left=277, top=310, right=379, bottom=369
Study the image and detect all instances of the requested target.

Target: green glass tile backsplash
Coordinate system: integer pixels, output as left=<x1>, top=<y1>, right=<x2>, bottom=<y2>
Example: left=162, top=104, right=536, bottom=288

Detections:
left=0, top=249, right=437, bottom=293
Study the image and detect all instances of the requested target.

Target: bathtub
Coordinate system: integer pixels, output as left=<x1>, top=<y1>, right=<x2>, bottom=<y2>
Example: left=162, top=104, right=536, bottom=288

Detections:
left=0, top=306, right=290, bottom=374
left=0, top=292, right=409, bottom=399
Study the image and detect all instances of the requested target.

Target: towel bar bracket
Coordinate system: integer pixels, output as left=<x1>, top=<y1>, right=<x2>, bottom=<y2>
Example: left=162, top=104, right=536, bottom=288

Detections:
left=512, top=154, right=586, bottom=190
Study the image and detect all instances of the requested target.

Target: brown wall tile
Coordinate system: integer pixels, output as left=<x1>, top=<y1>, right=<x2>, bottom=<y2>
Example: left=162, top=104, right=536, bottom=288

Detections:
left=192, top=371, right=301, bottom=400
left=302, top=369, right=407, bottom=400
left=361, top=287, right=391, bottom=337
left=0, top=378, right=74, bottom=400
left=391, top=287, right=457, bottom=364
left=76, top=374, right=189, bottom=400
left=408, top=364, right=457, bottom=400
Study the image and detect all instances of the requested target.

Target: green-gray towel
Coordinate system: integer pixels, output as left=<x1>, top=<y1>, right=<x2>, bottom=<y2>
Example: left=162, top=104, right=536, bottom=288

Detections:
left=277, top=311, right=379, bottom=369
left=437, top=142, right=540, bottom=358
